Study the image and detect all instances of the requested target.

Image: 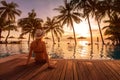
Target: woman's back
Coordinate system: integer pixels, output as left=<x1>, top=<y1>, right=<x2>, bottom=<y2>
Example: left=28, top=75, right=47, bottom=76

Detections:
left=31, top=39, right=46, bottom=61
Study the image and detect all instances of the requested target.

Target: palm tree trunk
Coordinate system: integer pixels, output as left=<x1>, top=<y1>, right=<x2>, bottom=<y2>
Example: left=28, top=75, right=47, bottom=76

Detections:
left=5, top=30, right=10, bottom=43
left=51, top=30, right=55, bottom=44
left=87, top=15, right=93, bottom=50
left=28, top=33, right=31, bottom=43
left=0, top=29, right=2, bottom=41
left=97, top=19, right=105, bottom=45
left=71, top=22, right=77, bottom=45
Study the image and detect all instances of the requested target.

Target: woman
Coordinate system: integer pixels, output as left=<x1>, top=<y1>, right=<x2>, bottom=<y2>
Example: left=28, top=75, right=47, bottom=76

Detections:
left=26, top=29, right=54, bottom=68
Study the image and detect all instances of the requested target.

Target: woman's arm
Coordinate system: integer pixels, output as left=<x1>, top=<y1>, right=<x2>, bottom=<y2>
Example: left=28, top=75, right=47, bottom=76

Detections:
left=42, top=42, right=49, bottom=63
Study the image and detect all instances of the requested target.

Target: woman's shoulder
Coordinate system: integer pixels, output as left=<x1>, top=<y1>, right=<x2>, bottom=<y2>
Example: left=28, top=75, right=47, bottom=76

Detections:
left=31, top=40, right=45, bottom=44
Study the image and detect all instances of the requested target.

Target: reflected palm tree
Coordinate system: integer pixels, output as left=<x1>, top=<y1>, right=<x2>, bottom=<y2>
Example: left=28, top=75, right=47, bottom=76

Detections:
left=90, top=49, right=93, bottom=60
left=73, top=44, right=76, bottom=59
left=100, top=44, right=104, bottom=59
left=67, top=42, right=75, bottom=52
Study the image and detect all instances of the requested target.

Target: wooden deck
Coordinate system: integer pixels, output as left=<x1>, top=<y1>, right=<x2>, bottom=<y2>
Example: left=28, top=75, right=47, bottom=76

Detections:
left=0, top=55, right=120, bottom=80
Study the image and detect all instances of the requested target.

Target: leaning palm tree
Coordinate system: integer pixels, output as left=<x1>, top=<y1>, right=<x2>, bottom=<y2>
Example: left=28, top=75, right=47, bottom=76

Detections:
left=4, top=21, right=18, bottom=42
left=18, top=9, right=43, bottom=43
left=0, top=1, right=21, bottom=42
left=71, top=0, right=94, bottom=49
left=91, top=0, right=105, bottom=45
left=54, top=0, right=82, bottom=45
left=44, top=17, right=64, bottom=44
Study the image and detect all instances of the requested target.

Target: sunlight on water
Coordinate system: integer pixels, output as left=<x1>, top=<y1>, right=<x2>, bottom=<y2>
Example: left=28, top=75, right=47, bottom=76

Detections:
left=0, top=40, right=120, bottom=60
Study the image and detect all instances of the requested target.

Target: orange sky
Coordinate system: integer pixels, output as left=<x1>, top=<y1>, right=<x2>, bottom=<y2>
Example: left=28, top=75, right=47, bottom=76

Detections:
left=1, top=0, right=108, bottom=41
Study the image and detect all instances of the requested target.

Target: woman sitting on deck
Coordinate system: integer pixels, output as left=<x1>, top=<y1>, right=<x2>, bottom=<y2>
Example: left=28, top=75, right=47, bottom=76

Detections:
left=26, top=29, right=54, bottom=68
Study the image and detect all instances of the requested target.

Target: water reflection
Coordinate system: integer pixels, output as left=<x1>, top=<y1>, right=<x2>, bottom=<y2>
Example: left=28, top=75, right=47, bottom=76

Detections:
left=100, top=45, right=105, bottom=59
left=49, top=44, right=64, bottom=59
left=0, top=40, right=120, bottom=59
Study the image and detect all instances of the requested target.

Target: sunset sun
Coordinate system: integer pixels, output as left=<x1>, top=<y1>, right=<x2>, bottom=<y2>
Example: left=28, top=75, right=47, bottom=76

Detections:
left=74, top=22, right=89, bottom=37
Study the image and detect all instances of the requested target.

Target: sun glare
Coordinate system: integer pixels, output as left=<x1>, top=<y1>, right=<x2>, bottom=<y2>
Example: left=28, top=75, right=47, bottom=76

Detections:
left=74, top=22, right=89, bottom=37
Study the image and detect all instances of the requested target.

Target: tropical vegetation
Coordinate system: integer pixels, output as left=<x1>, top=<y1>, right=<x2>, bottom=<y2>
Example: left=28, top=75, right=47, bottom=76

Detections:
left=0, top=0, right=120, bottom=45
left=0, top=0, right=21, bottom=42
left=44, top=17, right=64, bottom=44
left=103, top=14, right=120, bottom=45
left=54, top=0, right=82, bottom=45
left=18, top=9, right=43, bottom=43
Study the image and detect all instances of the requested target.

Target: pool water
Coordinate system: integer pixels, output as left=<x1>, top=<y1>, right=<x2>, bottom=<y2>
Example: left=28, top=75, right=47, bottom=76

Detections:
left=0, top=40, right=120, bottom=60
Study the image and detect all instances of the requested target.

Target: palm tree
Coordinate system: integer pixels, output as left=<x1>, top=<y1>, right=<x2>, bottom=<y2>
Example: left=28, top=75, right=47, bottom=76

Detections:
left=0, top=18, right=17, bottom=42
left=0, top=1, right=21, bottom=21
left=113, top=0, right=120, bottom=15
left=4, top=21, right=18, bottom=42
left=18, top=9, right=43, bottom=43
left=91, top=0, right=105, bottom=45
left=98, top=0, right=114, bottom=20
left=54, top=0, right=82, bottom=45
left=44, top=17, right=64, bottom=44
left=71, top=0, right=94, bottom=49
left=102, top=14, right=120, bottom=44
left=0, top=0, right=21, bottom=42
left=0, top=17, right=6, bottom=41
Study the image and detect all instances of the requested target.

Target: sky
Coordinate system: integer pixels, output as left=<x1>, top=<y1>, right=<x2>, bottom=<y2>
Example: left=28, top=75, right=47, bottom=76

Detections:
left=1, top=0, right=107, bottom=40
left=5, top=0, right=64, bottom=20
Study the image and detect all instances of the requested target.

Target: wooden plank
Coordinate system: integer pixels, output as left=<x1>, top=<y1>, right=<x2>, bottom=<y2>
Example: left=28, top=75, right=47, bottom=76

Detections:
left=114, top=60, right=120, bottom=67
left=92, top=61, right=108, bottom=80
left=40, top=60, right=60, bottom=80
left=105, top=61, right=120, bottom=79
left=7, top=60, right=37, bottom=80
left=30, top=67, right=53, bottom=80
left=49, top=60, right=65, bottom=80
left=59, top=59, right=67, bottom=80
left=64, top=60, right=74, bottom=80
left=31, top=60, right=60, bottom=80
left=17, top=63, right=48, bottom=80
left=75, top=60, right=82, bottom=80
left=77, top=61, right=89, bottom=80
left=96, top=61, right=118, bottom=80
left=0, top=58, right=27, bottom=79
left=73, top=60, right=78, bottom=80
left=0, top=54, right=27, bottom=63
left=84, top=61, right=101, bottom=80
left=0, top=57, right=120, bottom=80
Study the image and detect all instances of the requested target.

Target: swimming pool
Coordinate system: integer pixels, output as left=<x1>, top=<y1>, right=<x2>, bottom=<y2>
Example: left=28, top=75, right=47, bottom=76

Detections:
left=0, top=40, right=120, bottom=60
